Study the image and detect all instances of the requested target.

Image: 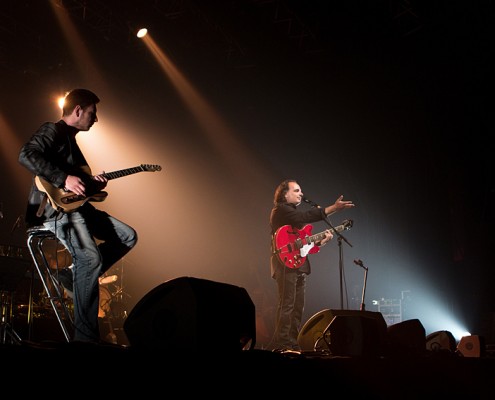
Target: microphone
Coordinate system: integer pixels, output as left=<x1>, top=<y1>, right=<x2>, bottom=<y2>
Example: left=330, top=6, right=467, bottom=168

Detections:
left=353, top=259, right=368, bottom=270
left=353, top=259, right=363, bottom=267
left=302, top=196, right=318, bottom=207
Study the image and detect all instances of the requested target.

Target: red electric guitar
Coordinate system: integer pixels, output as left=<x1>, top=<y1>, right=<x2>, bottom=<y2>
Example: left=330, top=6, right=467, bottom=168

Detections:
left=273, top=219, right=353, bottom=269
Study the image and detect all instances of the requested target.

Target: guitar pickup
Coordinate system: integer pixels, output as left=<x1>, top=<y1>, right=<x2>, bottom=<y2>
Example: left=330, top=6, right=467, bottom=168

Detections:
left=61, top=194, right=87, bottom=204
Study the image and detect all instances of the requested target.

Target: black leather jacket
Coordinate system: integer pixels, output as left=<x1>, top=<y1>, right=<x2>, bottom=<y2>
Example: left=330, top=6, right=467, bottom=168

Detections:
left=18, top=120, right=89, bottom=227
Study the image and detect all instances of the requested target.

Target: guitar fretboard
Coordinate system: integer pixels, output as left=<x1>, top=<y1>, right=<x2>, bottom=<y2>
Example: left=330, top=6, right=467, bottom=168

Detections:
left=102, top=164, right=161, bottom=180
left=103, top=167, right=145, bottom=180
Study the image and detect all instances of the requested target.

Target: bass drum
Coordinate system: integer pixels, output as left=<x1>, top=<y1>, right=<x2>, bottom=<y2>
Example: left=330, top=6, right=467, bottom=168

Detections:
left=98, top=286, right=112, bottom=318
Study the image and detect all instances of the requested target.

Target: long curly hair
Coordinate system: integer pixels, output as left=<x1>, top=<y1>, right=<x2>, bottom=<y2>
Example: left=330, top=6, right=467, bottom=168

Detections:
left=273, top=179, right=297, bottom=206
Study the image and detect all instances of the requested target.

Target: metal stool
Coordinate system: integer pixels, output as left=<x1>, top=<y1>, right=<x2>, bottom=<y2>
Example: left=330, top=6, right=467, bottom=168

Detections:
left=26, top=226, right=74, bottom=342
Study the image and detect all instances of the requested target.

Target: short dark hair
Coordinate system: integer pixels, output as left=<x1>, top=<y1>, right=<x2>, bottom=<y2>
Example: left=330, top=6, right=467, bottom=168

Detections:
left=62, top=88, right=100, bottom=116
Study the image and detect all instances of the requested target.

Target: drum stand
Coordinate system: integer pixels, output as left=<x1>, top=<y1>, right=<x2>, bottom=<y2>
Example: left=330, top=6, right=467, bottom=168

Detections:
left=98, top=260, right=131, bottom=344
left=0, top=245, right=32, bottom=345
left=111, top=275, right=131, bottom=318
left=26, top=227, right=73, bottom=342
left=1, top=290, right=22, bottom=345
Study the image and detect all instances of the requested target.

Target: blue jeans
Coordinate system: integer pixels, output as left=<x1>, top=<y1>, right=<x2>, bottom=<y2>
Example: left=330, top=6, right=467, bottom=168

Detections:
left=44, top=204, right=137, bottom=342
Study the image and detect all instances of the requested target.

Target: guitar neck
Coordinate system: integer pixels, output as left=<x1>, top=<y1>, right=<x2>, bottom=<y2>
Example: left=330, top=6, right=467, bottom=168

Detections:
left=309, top=224, right=346, bottom=243
left=102, top=166, right=147, bottom=181
left=309, top=232, right=327, bottom=244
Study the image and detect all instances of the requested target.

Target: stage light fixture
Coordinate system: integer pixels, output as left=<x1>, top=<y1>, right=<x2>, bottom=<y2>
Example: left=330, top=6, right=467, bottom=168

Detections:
left=456, top=335, right=485, bottom=358
left=137, top=28, right=148, bottom=38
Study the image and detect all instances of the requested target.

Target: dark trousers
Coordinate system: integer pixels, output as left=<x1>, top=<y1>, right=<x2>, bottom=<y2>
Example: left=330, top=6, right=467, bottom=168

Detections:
left=270, top=266, right=306, bottom=350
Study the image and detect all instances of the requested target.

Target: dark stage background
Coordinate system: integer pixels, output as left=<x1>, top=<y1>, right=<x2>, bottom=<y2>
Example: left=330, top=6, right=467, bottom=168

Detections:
left=1, top=1, right=494, bottom=347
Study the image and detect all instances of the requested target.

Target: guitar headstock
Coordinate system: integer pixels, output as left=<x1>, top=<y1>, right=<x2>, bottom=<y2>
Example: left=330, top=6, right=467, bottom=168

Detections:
left=342, top=219, right=353, bottom=230
left=141, top=164, right=162, bottom=172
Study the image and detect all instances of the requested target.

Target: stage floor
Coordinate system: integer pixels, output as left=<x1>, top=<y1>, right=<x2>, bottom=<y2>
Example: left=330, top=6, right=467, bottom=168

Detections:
left=1, top=341, right=494, bottom=398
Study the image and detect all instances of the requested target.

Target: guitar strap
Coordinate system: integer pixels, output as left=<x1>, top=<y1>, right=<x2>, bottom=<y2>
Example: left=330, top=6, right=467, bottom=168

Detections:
left=271, top=232, right=279, bottom=255
left=35, top=192, right=49, bottom=217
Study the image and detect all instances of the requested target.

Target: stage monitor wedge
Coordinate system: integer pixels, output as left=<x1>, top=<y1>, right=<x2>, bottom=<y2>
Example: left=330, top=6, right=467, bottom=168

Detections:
left=123, top=276, right=256, bottom=352
left=426, top=330, right=456, bottom=353
left=298, top=309, right=387, bottom=355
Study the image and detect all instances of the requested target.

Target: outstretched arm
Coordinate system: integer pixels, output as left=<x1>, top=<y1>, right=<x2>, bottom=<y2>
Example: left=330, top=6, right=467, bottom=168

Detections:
left=324, top=195, right=355, bottom=216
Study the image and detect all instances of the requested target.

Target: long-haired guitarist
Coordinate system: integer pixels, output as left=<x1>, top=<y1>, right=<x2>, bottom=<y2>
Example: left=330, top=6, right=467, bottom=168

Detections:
left=268, top=179, right=354, bottom=352
left=18, top=88, right=138, bottom=344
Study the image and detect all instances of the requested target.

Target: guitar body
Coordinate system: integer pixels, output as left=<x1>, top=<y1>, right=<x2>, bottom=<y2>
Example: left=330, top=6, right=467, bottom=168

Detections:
left=35, top=176, right=108, bottom=212
left=274, top=220, right=353, bottom=269
left=35, top=164, right=162, bottom=213
left=274, top=225, right=320, bottom=269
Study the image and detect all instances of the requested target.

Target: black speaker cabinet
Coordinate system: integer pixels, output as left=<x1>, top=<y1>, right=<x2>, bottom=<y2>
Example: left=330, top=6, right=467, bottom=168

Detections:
left=123, top=276, right=256, bottom=351
left=297, top=309, right=387, bottom=355
left=386, top=318, right=426, bottom=356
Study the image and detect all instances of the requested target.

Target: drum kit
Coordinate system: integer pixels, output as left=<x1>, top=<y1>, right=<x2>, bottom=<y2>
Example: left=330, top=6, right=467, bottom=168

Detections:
left=98, top=272, right=126, bottom=319
left=1, top=241, right=130, bottom=344
left=1, top=244, right=33, bottom=344
left=96, top=264, right=130, bottom=344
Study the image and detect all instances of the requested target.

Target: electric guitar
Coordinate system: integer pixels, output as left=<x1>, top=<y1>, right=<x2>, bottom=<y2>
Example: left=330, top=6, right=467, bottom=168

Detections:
left=273, top=219, right=353, bottom=269
left=35, top=164, right=162, bottom=212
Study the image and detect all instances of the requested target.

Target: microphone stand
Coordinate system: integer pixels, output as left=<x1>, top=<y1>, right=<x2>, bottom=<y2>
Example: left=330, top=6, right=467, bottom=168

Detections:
left=304, top=199, right=353, bottom=310
left=330, top=222, right=353, bottom=310
left=353, top=259, right=368, bottom=311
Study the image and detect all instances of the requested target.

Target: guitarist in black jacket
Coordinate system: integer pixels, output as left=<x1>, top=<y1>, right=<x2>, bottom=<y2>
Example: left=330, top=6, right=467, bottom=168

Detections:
left=268, top=179, right=354, bottom=352
left=18, top=88, right=138, bottom=344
